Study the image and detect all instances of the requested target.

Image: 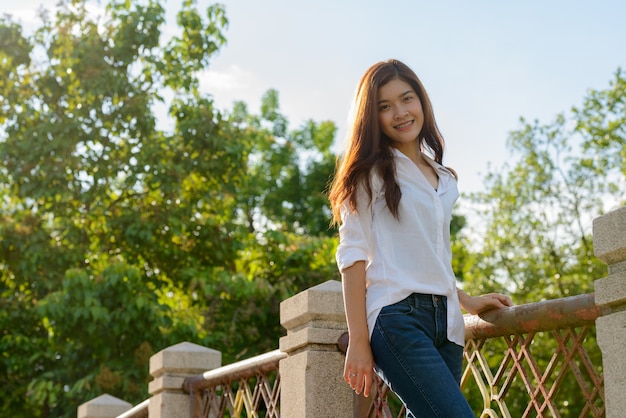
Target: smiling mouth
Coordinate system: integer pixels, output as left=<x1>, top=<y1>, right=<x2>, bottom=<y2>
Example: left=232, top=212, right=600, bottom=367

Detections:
left=395, top=120, right=413, bottom=129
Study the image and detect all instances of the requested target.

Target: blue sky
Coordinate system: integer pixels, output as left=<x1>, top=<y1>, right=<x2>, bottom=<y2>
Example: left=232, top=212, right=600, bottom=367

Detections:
left=4, top=0, right=626, bottom=193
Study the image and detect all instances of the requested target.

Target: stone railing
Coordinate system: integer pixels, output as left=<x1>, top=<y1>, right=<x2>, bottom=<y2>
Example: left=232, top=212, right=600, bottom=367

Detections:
left=183, top=349, right=286, bottom=416
left=77, top=205, right=626, bottom=418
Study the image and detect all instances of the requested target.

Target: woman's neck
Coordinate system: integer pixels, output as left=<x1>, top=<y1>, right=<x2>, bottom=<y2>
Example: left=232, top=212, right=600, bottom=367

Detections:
left=393, top=141, right=421, bottom=163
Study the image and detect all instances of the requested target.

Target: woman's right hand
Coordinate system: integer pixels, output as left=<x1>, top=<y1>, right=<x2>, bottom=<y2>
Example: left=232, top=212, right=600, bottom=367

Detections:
left=343, top=335, right=374, bottom=397
left=340, top=260, right=373, bottom=397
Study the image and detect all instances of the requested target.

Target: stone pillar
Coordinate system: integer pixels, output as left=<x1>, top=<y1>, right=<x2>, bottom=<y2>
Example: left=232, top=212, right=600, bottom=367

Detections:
left=148, top=341, right=222, bottom=418
left=279, top=280, right=353, bottom=418
left=593, top=205, right=626, bottom=418
left=77, top=394, right=131, bottom=418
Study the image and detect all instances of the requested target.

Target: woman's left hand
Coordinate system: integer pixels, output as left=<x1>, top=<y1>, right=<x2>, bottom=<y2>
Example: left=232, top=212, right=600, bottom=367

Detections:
left=459, top=291, right=513, bottom=315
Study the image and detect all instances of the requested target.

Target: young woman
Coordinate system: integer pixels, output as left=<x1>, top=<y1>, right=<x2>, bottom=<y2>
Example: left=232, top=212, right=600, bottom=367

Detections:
left=328, top=59, right=512, bottom=417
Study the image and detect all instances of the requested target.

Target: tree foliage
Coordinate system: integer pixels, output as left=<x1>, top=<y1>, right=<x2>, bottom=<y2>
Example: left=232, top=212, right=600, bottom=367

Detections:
left=460, top=70, right=626, bottom=416
left=0, top=1, right=338, bottom=416
left=462, top=69, right=625, bottom=302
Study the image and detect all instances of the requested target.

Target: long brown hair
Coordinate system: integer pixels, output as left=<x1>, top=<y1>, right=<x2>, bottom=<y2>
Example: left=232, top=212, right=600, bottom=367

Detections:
left=328, top=59, right=453, bottom=225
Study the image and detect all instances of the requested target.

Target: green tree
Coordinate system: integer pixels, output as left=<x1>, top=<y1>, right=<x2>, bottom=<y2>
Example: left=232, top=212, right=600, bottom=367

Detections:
left=463, top=69, right=626, bottom=301
left=229, top=89, right=337, bottom=237
left=460, top=69, right=625, bottom=416
left=0, top=0, right=233, bottom=416
left=197, top=89, right=340, bottom=361
left=0, top=0, right=341, bottom=416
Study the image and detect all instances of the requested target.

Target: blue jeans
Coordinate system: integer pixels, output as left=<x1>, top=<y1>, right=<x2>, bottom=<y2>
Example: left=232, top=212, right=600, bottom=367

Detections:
left=370, top=293, right=475, bottom=418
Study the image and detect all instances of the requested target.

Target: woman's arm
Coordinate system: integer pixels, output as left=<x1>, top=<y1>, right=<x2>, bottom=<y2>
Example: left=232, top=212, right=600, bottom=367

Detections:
left=342, top=260, right=374, bottom=397
left=457, top=288, right=513, bottom=315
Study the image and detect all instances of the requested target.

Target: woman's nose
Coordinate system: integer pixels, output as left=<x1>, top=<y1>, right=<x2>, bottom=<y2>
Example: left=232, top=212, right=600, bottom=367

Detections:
left=394, top=107, right=408, bottom=119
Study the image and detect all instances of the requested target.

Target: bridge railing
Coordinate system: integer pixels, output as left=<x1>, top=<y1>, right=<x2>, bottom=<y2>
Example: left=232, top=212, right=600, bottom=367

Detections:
left=343, top=292, right=609, bottom=417
left=183, top=349, right=286, bottom=418
left=76, top=205, right=626, bottom=418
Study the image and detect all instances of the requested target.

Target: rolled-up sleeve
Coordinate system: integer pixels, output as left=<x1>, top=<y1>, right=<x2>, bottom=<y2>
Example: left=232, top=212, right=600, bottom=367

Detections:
left=335, top=191, right=373, bottom=272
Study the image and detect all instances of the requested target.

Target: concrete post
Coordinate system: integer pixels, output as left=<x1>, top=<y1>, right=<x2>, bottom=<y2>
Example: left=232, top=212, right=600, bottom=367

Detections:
left=279, top=280, right=353, bottom=418
left=77, top=393, right=131, bottom=418
left=148, top=341, right=222, bottom=418
left=592, top=205, right=626, bottom=418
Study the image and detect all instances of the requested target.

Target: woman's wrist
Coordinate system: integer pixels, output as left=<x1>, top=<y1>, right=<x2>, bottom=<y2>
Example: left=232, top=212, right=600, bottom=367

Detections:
left=457, top=288, right=478, bottom=314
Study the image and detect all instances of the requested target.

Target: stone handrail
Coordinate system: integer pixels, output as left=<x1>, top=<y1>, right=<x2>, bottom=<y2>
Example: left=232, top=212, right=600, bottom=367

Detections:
left=115, top=399, right=149, bottom=418
left=183, top=349, right=286, bottom=392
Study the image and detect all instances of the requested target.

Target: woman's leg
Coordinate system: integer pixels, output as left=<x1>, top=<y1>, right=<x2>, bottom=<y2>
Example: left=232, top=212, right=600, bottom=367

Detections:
left=370, top=295, right=474, bottom=418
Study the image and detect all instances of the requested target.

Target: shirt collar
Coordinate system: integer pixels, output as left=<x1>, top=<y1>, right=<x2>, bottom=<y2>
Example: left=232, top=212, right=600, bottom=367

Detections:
left=391, top=148, right=454, bottom=194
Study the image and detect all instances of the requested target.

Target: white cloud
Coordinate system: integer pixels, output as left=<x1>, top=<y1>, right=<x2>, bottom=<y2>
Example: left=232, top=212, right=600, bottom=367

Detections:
left=199, top=64, right=265, bottom=112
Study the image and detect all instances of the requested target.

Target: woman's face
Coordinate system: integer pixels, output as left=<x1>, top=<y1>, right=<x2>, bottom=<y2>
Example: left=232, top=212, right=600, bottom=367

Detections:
left=377, top=78, right=424, bottom=149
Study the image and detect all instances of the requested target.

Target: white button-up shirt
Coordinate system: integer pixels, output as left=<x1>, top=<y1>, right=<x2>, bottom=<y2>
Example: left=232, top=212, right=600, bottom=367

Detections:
left=336, top=148, right=465, bottom=346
